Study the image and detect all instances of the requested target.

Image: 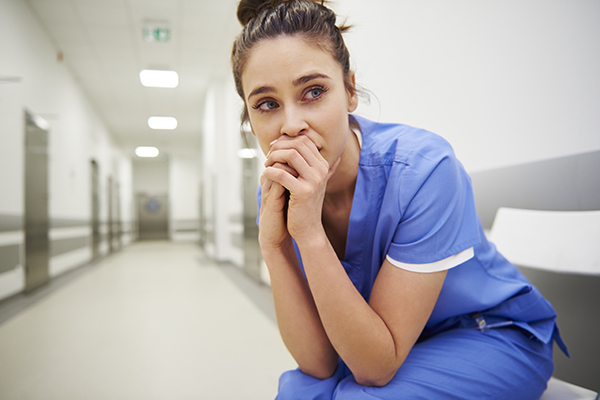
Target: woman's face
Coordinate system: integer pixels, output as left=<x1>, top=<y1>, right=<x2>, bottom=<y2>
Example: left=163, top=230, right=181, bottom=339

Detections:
left=241, top=35, right=358, bottom=167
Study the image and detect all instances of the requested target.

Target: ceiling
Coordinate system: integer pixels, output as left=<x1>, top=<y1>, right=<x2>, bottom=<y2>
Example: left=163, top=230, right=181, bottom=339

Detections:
left=26, top=0, right=243, bottom=155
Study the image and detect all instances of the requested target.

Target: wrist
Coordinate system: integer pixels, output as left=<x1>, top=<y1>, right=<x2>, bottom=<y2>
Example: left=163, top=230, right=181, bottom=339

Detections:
left=293, top=228, right=329, bottom=253
left=260, top=235, right=295, bottom=260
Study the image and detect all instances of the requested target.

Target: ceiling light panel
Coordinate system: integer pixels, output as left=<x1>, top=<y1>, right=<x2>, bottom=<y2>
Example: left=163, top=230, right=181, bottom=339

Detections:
left=139, top=69, right=179, bottom=88
left=148, top=116, right=177, bottom=130
left=135, top=146, right=160, bottom=157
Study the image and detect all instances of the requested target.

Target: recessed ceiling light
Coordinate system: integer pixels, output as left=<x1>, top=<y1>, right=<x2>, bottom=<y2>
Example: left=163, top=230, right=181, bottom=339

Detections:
left=135, top=146, right=160, bottom=157
left=139, top=69, right=178, bottom=88
left=148, top=116, right=177, bottom=130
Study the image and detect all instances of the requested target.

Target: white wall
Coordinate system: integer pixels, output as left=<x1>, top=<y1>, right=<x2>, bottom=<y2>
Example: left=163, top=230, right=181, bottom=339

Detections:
left=332, top=0, right=600, bottom=172
left=201, top=80, right=245, bottom=266
left=0, top=0, right=133, bottom=300
left=132, top=158, right=169, bottom=195
left=169, top=155, right=200, bottom=242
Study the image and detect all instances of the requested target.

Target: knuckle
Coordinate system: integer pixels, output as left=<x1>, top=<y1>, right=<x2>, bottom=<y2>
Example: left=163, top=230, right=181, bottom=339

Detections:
left=274, top=168, right=287, bottom=181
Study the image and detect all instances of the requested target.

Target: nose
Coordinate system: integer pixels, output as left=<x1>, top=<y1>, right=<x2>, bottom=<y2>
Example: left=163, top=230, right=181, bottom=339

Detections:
left=280, top=106, right=308, bottom=137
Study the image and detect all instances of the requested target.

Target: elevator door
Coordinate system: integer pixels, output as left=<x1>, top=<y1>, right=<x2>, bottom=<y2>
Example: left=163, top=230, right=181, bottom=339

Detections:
left=24, top=111, right=50, bottom=292
left=137, top=194, right=169, bottom=240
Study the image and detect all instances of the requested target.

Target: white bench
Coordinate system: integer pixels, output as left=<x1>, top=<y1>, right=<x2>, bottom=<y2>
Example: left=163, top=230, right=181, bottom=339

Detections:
left=489, top=207, right=599, bottom=400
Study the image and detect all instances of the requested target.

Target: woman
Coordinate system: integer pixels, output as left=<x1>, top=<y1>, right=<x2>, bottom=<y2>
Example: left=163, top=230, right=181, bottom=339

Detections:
left=231, top=1, right=567, bottom=399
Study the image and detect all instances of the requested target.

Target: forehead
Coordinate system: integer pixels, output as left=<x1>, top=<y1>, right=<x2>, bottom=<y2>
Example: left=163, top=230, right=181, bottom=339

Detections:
left=241, top=35, right=343, bottom=94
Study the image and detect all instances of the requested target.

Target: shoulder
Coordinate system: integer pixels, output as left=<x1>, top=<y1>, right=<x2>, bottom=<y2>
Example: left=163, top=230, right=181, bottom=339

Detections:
left=352, top=114, right=458, bottom=173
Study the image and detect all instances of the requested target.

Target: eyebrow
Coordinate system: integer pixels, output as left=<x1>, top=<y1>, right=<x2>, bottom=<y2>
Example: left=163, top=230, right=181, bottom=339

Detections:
left=292, top=73, right=331, bottom=86
left=247, top=73, right=332, bottom=100
left=247, top=85, right=276, bottom=100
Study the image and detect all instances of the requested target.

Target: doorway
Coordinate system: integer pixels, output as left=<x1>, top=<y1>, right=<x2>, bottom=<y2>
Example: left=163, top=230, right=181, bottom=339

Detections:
left=137, top=193, right=169, bottom=240
left=90, top=160, right=100, bottom=259
left=24, top=111, right=50, bottom=292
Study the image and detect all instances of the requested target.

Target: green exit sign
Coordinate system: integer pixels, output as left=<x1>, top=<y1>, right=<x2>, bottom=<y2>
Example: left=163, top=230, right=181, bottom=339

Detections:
left=143, top=23, right=170, bottom=42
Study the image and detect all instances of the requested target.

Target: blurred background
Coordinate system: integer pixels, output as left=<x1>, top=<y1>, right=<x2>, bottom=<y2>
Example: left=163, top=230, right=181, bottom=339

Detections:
left=0, top=0, right=599, bottom=398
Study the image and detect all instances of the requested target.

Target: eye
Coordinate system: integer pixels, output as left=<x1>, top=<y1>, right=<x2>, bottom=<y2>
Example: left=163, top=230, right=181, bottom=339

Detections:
left=252, top=99, right=279, bottom=113
left=303, top=86, right=328, bottom=101
left=307, top=88, right=322, bottom=98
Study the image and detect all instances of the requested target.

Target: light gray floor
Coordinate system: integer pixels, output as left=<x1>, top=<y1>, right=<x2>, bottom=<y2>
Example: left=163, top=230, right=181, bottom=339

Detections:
left=0, top=241, right=296, bottom=400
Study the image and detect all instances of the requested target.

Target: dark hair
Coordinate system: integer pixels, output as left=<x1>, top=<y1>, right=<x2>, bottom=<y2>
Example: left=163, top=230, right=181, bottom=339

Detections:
left=231, top=0, right=354, bottom=124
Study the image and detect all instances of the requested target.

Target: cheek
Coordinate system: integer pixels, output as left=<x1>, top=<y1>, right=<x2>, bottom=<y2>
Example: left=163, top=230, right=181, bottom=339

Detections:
left=249, top=119, right=277, bottom=156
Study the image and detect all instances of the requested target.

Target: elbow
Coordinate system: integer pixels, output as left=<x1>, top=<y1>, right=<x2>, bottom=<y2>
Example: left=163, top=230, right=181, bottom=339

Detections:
left=298, top=358, right=339, bottom=381
left=352, top=355, right=406, bottom=387
left=299, top=365, right=337, bottom=381
left=354, top=372, right=395, bottom=388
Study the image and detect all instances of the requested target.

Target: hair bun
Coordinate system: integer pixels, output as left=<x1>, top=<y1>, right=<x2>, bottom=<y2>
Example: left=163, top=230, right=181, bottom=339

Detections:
left=237, top=0, right=328, bottom=26
left=237, top=0, right=273, bottom=26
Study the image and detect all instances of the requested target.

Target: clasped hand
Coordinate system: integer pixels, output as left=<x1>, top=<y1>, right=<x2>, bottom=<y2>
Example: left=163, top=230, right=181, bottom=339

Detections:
left=259, top=135, right=340, bottom=249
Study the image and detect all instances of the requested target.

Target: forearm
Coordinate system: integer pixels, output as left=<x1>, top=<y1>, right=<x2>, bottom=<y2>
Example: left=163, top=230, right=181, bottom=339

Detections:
left=296, top=232, right=404, bottom=386
left=262, top=236, right=339, bottom=379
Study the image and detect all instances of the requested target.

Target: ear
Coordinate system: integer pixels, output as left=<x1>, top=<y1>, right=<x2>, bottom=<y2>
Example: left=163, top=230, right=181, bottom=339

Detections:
left=347, top=72, right=359, bottom=113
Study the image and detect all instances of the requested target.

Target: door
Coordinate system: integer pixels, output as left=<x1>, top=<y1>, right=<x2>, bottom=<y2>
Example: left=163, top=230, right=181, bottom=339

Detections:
left=114, top=182, right=122, bottom=250
left=137, top=193, right=169, bottom=240
left=242, top=156, right=261, bottom=281
left=24, top=111, right=50, bottom=292
left=91, top=160, right=100, bottom=259
left=107, top=176, right=114, bottom=252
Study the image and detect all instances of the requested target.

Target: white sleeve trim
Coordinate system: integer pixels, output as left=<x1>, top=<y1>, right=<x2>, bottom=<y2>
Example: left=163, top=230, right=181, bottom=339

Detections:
left=386, top=247, right=474, bottom=273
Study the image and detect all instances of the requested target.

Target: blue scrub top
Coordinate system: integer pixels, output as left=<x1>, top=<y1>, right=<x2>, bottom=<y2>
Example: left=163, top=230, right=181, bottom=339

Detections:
left=258, top=114, right=567, bottom=353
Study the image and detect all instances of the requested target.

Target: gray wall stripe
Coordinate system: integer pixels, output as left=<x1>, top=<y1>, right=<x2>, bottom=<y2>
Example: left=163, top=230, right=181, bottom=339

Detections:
left=172, top=219, right=199, bottom=227
left=470, top=150, right=600, bottom=229
left=0, top=215, right=23, bottom=232
left=50, top=237, right=90, bottom=257
left=50, top=219, right=89, bottom=228
left=0, top=245, right=20, bottom=274
left=172, top=220, right=199, bottom=233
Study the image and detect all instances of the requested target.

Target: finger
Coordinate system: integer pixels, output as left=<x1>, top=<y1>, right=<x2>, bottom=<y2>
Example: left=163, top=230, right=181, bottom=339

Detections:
left=261, top=173, right=286, bottom=199
left=266, top=140, right=330, bottom=179
left=263, top=165, right=305, bottom=193
left=269, top=136, right=323, bottom=167
left=271, top=162, right=299, bottom=178
left=265, top=148, right=312, bottom=177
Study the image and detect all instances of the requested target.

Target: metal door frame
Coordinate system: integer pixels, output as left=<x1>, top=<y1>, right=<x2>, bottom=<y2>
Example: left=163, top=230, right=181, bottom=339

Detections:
left=24, top=110, right=50, bottom=292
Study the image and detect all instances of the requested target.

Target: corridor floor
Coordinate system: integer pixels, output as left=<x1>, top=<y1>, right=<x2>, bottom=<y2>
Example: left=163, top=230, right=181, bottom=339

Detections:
left=0, top=241, right=296, bottom=400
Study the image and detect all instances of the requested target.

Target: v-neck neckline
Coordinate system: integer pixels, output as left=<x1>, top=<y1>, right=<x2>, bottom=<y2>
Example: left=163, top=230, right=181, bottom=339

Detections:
left=340, top=118, right=366, bottom=267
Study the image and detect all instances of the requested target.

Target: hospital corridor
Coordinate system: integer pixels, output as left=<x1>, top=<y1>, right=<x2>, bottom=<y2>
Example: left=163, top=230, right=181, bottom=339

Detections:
left=0, top=241, right=295, bottom=399
left=1, top=0, right=600, bottom=398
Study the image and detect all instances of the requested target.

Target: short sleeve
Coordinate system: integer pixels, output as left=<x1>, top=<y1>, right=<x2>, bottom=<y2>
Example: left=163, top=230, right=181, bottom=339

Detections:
left=386, top=142, right=481, bottom=270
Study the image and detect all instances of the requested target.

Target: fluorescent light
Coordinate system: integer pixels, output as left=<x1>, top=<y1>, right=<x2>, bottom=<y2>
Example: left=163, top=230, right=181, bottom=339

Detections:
left=135, top=146, right=160, bottom=158
left=31, top=114, right=50, bottom=130
left=148, top=116, right=177, bottom=130
left=237, top=148, right=257, bottom=159
left=139, top=70, right=178, bottom=88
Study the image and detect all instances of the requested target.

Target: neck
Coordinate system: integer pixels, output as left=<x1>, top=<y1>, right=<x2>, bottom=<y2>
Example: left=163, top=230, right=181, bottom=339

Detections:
left=324, top=128, right=360, bottom=206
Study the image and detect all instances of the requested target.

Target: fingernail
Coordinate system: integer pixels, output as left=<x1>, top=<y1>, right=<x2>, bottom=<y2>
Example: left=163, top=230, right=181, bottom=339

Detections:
left=269, top=139, right=278, bottom=145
